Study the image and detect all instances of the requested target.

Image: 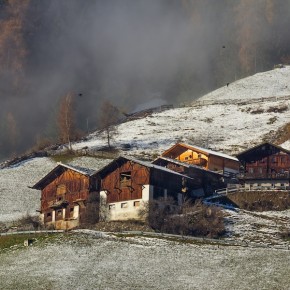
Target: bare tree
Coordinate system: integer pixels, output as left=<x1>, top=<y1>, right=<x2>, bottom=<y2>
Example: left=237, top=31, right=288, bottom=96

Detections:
left=57, top=92, right=76, bottom=151
left=99, top=100, right=120, bottom=149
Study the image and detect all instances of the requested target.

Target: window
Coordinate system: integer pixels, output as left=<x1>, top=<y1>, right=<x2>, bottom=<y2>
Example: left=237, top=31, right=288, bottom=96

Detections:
left=120, top=172, right=131, bottom=187
left=57, top=209, right=62, bottom=216
left=121, top=202, right=128, bottom=208
left=134, top=201, right=140, bottom=207
left=57, top=184, right=66, bottom=195
left=249, top=168, right=254, bottom=174
left=109, top=204, right=115, bottom=210
left=47, top=212, right=51, bottom=217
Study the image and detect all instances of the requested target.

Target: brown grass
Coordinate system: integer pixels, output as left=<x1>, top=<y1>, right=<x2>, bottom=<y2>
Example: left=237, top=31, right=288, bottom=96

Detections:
left=226, top=191, right=290, bottom=211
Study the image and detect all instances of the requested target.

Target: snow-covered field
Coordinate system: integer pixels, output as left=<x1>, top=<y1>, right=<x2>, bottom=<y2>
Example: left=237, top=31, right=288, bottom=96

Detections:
left=0, top=232, right=290, bottom=290
left=199, top=66, right=290, bottom=102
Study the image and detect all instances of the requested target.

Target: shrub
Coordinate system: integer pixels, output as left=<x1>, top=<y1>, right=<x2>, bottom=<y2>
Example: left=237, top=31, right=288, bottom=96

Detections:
left=140, top=199, right=225, bottom=238
left=14, top=214, right=42, bottom=230
left=267, top=116, right=278, bottom=124
left=82, top=203, right=99, bottom=226
left=138, top=197, right=178, bottom=231
left=163, top=200, right=225, bottom=238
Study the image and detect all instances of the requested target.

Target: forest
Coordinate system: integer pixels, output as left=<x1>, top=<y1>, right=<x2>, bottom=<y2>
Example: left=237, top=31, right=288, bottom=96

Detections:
left=1, top=0, right=290, bottom=160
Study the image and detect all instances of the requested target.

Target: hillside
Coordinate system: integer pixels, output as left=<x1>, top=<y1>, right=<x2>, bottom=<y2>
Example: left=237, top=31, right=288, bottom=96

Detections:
left=1, top=67, right=290, bottom=289
left=1, top=67, right=290, bottom=223
left=71, top=66, right=290, bottom=159
left=0, top=231, right=290, bottom=290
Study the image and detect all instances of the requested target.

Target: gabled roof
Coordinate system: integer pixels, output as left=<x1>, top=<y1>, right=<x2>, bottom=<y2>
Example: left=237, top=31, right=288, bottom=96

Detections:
left=32, top=162, right=96, bottom=190
left=162, top=143, right=239, bottom=162
left=236, top=142, right=290, bottom=161
left=96, top=156, right=194, bottom=180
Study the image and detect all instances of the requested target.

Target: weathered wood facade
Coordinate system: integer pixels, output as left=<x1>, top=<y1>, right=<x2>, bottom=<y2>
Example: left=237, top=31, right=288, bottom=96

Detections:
left=97, top=156, right=197, bottom=221
left=237, top=142, right=290, bottom=188
left=162, top=143, right=240, bottom=176
left=152, top=157, right=225, bottom=197
left=32, top=163, right=98, bottom=229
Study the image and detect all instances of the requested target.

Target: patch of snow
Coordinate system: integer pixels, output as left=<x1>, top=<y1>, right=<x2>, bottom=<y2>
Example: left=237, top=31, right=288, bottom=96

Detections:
left=200, top=66, right=290, bottom=101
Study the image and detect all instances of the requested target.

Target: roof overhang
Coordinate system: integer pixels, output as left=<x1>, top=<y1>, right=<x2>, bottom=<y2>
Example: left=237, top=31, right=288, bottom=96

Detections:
left=237, top=142, right=290, bottom=162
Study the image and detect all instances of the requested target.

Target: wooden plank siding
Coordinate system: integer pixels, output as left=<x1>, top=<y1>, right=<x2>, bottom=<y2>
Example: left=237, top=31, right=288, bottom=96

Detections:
left=237, top=142, right=290, bottom=181
left=101, top=161, right=150, bottom=203
left=41, top=169, right=91, bottom=214
left=242, top=152, right=290, bottom=179
left=33, top=164, right=99, bottom=228
left=161, top=143, right=240, bottom=175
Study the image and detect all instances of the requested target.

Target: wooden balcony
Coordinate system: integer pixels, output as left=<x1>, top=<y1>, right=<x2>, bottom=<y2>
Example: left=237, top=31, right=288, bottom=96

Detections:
left=238, top=172, right=290, bottom=180
left=188, top=158, right=207, bottom=167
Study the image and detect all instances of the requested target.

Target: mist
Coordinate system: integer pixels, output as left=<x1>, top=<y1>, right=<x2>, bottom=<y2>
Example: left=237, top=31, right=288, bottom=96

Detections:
left=1, top=0, right=290, bottom=159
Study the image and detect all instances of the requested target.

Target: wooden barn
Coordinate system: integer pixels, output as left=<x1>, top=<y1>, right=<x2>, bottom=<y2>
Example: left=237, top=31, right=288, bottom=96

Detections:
left=161, top=143, right=240, bottom=177
left=32, top=163, right=98, bottom=230
left=237, top=142, right=290, bottom=189
left=97, top=156, right=200, bottom=221
left=152, top=156, right=225, bottom=197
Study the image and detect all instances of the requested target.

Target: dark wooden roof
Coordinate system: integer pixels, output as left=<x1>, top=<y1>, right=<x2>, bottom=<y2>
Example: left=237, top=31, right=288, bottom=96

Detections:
left=96, top=156, right=194, bottom=180
left=32, top=162, right=96, bottom=190
left=236, top=142, right=290, bottom=162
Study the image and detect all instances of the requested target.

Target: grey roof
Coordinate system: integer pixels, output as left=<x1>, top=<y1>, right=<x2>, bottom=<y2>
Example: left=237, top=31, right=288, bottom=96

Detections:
left=32, top=162, right=96, bottom=190
left=57, top=162, right=96, bottom=176
left=186, top=144, right=239, bottom=162
left=97, top=155, right=194, bottom=180
left=153, top=156, right=223, bottom=176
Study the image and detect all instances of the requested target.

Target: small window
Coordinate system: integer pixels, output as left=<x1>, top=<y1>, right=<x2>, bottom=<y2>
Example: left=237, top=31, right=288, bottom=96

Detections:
left=57, top=184, right=66, bottom=195
left=185, top=157, right=188, bottom=160
left=57, top=209, right=62, bottom=216
left=121, top=202, right=128, bottom=208
left=134, top=201, right=140, bottom=207
left=109, top=204, right=115, bottom=210
left=47, top=212, right=51, bottom=217
left=120, top=172, right=131, bottom=187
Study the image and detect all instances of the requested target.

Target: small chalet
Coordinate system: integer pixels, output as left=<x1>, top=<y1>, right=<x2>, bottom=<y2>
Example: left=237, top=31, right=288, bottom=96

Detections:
left=161, top=143, right=240, bottom=177
left=32, top=163, right=98, bottom=230
left=97, top=156, right=199, bottom=221
left=237, top=142, right=290, bottom=189
left=152, top=156, right=225, bottom=197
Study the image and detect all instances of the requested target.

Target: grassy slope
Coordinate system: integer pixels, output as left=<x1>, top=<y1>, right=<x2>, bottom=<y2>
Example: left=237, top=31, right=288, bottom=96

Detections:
left=1, top=233, right=290, bottom=290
